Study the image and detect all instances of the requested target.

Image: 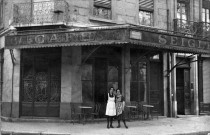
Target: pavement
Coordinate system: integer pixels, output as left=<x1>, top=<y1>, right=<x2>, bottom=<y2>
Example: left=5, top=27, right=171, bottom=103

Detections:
left=1, top=115, right=210, bottom=135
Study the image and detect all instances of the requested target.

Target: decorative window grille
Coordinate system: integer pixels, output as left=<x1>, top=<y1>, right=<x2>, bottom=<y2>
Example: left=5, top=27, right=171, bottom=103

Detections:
left=139, top=0, right=154, bottom=26
left=93, top=0, right=111, bottom=19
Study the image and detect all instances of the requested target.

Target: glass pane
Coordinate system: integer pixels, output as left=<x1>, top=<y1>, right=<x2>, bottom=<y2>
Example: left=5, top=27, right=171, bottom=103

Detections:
left=131, top=64, right=138, bottom=81
left=139, top=82, right=147, bottom=102
left=82, top=64, right=92, bottom=80
left=108, top=66, right=118, bottom=82
left=130, top=82, right=138, bottom=101
left=138, top=62, right=147, bottom=81
left=82, top=81, right=93, bottom=102
left=139, top=10, right=152, bottom=26
left=202, top=9, right=206, bottom=22
left=93, top=6, right=111, bottom=19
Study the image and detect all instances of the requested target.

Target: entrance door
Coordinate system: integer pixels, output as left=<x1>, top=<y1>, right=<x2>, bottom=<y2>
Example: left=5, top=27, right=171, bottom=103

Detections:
left=94, top=58, right=107, bottom=117
left=176, top=68, right=190, bottom=115
left=21, top=49, right=61, bottom=117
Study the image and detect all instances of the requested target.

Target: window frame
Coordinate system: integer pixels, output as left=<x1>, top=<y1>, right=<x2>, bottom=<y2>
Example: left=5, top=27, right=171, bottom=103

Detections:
left=92, top=0, right=112, bottom=20
left=0, top=0, right=3, bottom=28
left=139, top=0, right=154, bottom=26
left=139, top=9, right=153, bottom=26
left=177, top=0, right=190, bottom=21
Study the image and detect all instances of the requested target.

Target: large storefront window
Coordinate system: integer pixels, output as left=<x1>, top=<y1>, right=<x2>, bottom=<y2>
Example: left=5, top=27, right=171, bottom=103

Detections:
left=21, top=48, right=61, bottom=117
left=131, top=61, right=147, bottom=102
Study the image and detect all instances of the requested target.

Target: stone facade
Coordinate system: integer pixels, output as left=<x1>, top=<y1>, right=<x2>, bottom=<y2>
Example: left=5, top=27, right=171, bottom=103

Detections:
left=0, top=0, right=209, bottom=119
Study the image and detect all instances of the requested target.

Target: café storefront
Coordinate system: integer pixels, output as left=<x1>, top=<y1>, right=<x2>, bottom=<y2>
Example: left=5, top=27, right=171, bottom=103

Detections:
left=2, top=25, right=210, bottom=119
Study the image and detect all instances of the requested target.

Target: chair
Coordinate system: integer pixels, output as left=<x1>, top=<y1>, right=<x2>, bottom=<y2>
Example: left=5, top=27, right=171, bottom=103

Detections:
left=91, top=103, right=101, bottom=122
left=150, top=102, right=160, bottom=119
left=70, top=103, right=84, bottom=125
left=129, top=101, right=138, bottom=120
left=200, top=102, right=210, bottom=115
left=138, top=101, right=147, bottom=120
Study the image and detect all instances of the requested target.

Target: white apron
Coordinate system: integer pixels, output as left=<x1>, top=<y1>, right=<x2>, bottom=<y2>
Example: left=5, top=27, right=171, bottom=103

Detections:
left=105, top=93, right=116, bottom=116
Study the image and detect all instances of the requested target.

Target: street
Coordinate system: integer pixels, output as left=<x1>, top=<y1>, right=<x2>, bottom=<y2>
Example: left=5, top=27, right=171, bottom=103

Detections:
left=1, top=115, right=210, bottom=135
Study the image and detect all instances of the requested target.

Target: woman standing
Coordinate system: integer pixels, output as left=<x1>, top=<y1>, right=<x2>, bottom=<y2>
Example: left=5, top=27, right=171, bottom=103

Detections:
left=116, top=89, right=128, bottom=128
left=105, top=87, right=116, bottom=129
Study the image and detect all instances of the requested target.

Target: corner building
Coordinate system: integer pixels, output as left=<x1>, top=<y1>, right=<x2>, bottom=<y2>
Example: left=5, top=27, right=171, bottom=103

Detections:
left=0, top=0, right=210, bottom=119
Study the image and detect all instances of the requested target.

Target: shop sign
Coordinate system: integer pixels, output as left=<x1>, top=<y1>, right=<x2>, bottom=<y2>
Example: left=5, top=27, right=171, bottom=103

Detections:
left=130, top=30, right=210, bottom=52
left=5, top=29, right=127, bottom=48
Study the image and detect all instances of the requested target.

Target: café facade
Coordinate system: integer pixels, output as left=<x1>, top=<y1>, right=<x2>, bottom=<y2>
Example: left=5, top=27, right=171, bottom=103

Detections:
left=2, top=25, right=210, bottom=119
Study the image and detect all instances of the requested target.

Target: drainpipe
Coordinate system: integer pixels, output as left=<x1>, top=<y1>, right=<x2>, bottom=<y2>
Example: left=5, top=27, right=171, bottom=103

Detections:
left=9, top=49, right=15, bottom=118
left=0, top=49, right=4, bottom=135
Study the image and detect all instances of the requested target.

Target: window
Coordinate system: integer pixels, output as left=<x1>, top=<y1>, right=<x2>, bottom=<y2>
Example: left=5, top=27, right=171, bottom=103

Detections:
left=202, top=0, right=210, bottom=35
left=33, top=0, right=54, bottom=24
left=0, top=0, right=3, bottom=28
left=177, top=0, right=189, bottom=24
left=93, top=0, right=111, bottom=19
left=139, top=10, right=153, bottom=26
left=139, top=0, right=154, bottom=26
left=130, top=61, right=147, bottom=102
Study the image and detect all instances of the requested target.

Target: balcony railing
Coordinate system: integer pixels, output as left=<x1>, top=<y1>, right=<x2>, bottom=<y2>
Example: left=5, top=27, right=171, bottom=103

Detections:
left=173, top=19, right=210, bottom=39
left=13, top=0, right=69, bottom=26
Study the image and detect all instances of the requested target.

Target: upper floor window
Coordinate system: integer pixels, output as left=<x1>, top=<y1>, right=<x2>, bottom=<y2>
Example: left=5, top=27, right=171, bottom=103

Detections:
left=177, top=0, right=189, bottom=22
left=202, top=0, right=210, bottom=23
left=93, top=0, right=111, bottom=20
left=13, top=0, right=68, bottom=26
left=202, top=0, right=210, bottom=35
left=0, top=0, right=3, bottom=28
left=139, top=0, right=154, bottom=26
left=202, top=8, right=210, bottom=23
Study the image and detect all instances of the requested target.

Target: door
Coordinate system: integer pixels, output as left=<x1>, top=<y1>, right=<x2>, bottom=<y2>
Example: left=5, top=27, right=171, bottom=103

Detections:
left=176, top=68, right=190, bottom=115
left=94, top=58, right=107, bottom=117
left=150, top=61, right=163, bottom=115
left=21, top=49, right=61, bottom=117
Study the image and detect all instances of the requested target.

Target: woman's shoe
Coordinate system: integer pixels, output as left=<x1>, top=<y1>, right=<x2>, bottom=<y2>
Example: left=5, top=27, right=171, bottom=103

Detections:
left=110, top=125, right=114, bottom=128
left=125, top=125, right=128, bottom=129
left=117, top=125, right=121, bottom=128
left=107, top=125, right=110, bottom=129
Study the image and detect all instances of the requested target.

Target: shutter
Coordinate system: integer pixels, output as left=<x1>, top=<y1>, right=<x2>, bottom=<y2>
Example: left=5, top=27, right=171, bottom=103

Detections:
left=94, top=0, right=111, bottom=9
left=139, top=0, right=154, bottom=10
left=203, top=0, right=210, bottom=9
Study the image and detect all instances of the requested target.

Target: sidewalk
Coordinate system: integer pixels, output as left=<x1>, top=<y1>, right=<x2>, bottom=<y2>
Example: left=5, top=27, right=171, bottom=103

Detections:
left=1, top=115, right=210, bottom=135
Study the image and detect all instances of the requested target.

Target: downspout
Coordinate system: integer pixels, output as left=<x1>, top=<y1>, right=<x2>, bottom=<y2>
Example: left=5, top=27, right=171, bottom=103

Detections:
left=0, top=49, right=4, bottom=135
left=9, top=49, right=15, bottom=118
left=166, top=0, right=172, bottom=117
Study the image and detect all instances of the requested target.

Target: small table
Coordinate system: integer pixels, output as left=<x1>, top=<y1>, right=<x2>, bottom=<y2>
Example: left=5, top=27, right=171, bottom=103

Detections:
left=126, top=105, right=137, bottom=108
left=79, top=106, right=93, bottom=124
left=143, top=105, right=154, bottom=119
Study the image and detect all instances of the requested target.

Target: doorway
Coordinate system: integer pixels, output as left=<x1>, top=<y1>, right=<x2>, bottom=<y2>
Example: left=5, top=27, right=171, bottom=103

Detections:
left=176, top=68, right=191, bottom=115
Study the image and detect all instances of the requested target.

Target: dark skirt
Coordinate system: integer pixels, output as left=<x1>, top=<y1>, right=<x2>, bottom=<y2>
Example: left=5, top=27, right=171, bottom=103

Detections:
left=117, top=111, right=126, bottom=120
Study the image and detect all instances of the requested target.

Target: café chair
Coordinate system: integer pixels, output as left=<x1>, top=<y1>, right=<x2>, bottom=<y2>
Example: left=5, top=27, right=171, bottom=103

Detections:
left=91, top=103, right=101, bottom=122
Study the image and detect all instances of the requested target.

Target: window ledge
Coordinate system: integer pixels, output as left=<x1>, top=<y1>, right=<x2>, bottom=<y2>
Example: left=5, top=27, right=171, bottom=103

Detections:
left=89, top=16, right=116, bottom=24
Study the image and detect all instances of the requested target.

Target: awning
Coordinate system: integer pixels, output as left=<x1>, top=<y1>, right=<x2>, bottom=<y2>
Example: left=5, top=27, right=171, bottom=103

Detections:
left=4, top=25, right=210, bottom=54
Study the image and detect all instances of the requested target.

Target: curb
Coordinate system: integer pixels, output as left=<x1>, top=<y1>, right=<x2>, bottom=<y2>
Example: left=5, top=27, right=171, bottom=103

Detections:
left=1, top=131, right=71, bottom=135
